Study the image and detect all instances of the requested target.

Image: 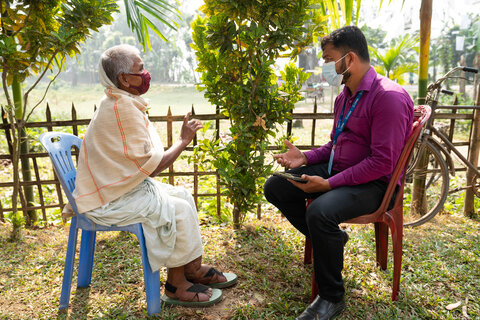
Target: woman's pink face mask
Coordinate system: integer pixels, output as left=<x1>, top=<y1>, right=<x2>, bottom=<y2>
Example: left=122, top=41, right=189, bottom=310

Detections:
left=128, top=70, right=151, bottom=95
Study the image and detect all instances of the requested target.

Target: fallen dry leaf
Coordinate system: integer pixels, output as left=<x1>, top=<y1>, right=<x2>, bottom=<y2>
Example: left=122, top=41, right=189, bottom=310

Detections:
left=462, top=297, right=469, bottom=318
left=254, top=292, right=265, bottom=303
left=445, top=301, right=462, bottom=310
left=352, top=289, right=363, bottom=296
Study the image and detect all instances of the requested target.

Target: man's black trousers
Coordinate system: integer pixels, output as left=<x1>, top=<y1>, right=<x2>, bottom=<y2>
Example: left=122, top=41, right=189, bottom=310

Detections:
left=264, top=162, right=388, bottom=303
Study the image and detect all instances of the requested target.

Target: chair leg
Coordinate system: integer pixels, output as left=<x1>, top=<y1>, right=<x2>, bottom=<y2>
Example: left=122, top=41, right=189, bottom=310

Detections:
left=77, top=230, right=96, bottom=288
left=389, top=215, right=403, bottom=301
left=374, top=222, right=389, bottom=270
left=59, top=217, right=79, bottom=310
left=136, top=226, right=161, bottom=315
left=304, top=200, right=313, bottom=265
left=304, top=237, right=312, bottom=265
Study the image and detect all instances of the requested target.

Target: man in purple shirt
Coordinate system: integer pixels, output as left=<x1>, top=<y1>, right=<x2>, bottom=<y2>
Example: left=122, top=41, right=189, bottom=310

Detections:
left=264, top=26, right=413, bottom=320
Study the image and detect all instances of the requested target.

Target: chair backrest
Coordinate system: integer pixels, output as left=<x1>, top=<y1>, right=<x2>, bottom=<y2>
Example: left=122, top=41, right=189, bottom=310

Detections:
left=346, top=105, right=431, bottom=224
left=376, top=104, right=431, bottom=213
left=39, top=132, right=82, bottom=215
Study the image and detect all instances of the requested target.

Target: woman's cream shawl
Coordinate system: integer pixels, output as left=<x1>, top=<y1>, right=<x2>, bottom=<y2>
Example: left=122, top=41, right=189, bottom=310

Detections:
left=73, top=87, right=164, bottom=213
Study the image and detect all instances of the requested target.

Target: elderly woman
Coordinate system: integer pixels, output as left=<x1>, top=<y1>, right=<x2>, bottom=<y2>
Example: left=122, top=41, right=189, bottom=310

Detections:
left=69, top=44, right=237, bottom=306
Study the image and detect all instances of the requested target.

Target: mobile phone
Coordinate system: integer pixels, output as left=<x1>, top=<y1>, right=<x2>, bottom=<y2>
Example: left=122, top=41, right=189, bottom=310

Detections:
left=273, top=172, right=308, bottom=183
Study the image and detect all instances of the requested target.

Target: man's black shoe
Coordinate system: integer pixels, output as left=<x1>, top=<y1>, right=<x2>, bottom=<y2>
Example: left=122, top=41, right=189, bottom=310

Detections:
left=296, top=295, right=345, bottom=320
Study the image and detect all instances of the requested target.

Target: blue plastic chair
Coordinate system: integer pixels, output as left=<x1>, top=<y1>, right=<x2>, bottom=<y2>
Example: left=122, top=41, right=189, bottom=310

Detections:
left=39, top=132, right=161, bottom=315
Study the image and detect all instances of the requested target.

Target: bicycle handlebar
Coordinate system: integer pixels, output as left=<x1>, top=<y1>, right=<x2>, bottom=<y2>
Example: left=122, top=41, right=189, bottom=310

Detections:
left=428, top=66, right=477, bottom=99
left=463, top=67, right=478, bottom=73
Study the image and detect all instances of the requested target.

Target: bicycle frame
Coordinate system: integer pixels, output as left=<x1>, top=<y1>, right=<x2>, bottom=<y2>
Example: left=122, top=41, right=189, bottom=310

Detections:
left=430, top=124, right=480, bottom=176
left=403, top=65, right=478, bottom=227
left=410, top=66, right=480, bottom=179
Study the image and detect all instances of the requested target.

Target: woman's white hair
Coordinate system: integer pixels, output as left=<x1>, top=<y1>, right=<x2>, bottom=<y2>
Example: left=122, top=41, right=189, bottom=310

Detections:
left=100, top=44, right=140, bottom=88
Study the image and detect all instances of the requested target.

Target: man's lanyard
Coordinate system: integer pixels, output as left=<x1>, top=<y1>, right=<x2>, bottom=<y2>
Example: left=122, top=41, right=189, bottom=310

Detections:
left=328, top=90, right=364, bottom=175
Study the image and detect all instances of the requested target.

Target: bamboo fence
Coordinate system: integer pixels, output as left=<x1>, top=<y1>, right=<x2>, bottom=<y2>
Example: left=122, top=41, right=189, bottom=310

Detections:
left=0, top=99, right=478, bottom=224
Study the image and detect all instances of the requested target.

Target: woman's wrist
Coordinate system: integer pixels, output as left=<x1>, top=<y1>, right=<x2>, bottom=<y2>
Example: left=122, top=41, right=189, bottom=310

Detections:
left=178, top=138, right=190, bottom=148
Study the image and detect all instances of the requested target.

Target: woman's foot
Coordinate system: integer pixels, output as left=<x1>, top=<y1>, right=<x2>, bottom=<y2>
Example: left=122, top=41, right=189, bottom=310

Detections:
left=164, top=280, right=212, bottom=302
left=187, top=265, right=228, bottom=285
left=187, top=265, right=238, bottom=288
left=184, top=258, right=238, bottom=288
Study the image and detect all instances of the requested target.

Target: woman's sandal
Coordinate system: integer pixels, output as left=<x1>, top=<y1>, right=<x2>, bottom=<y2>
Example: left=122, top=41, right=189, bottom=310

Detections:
left=188, top=267, right=238, bottom=289
left=161, top=282, right=222, bottom=307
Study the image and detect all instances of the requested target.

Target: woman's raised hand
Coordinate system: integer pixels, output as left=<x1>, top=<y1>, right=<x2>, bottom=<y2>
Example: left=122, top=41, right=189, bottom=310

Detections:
left=180, top=112, right=204, bottom=145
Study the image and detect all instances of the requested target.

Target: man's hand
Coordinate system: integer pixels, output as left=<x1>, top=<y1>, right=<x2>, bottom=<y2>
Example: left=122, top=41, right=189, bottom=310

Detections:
left=180, top=112, right=203, bottom=146
left=273, top=140, right=307, bottom=169
left=288, top=174, right=332, bottom=193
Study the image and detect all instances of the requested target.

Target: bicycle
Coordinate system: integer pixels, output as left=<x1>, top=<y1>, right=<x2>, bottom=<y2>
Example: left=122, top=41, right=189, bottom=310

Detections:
left=403, top=66, right=479, bottom=227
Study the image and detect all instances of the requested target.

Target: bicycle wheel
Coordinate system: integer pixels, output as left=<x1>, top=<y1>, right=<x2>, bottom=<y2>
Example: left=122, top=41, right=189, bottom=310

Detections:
left=403, top=140, right=449, bottom=227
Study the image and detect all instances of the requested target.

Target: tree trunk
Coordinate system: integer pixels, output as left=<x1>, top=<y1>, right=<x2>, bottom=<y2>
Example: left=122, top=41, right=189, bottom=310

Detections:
left=12, top=76, right=37, bottom=226
left=417, top=0, right=432, bottom=106
left=411, top=0, right=432, bottom=216
left=464, top=82, right=480, bottom=218
left=473, top=53, right=479, bottom=103
left=6, top=89, right=21, bottom=239
left=232, top=204, right=241, bottom=230
left=8, top=131, right=22, bottom=240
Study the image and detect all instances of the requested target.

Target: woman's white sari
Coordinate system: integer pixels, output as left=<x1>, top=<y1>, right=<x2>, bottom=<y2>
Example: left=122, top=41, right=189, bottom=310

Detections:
left=85, top=177, right=203, bottom=270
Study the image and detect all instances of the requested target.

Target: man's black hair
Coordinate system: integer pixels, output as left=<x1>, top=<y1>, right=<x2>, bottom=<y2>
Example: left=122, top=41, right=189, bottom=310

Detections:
left=321, top=26, right=370, bottom=62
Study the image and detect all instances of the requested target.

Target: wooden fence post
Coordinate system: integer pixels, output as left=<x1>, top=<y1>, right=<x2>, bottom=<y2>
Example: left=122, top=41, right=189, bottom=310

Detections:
left=446, top=95, right=458, bottom=154
left=287, top=113, right=292, bottom=138
left=46, top=104, right=64, bottom=210
left=1, top=108, right=13, bottom=155
left=464, top=83, right=480, bottom=218
left=311, top=96, right=318, bottom=147
left=32, top=157, right=47, bottom=226
left=46, top=103, right=53, bottom=132
left=72, top=103, right=78, bottom=137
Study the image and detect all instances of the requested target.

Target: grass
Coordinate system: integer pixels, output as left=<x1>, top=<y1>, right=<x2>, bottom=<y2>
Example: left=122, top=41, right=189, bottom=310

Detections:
left=0, top=207, right=479, bottom=319
left=1, top=83, right=478, bottom=319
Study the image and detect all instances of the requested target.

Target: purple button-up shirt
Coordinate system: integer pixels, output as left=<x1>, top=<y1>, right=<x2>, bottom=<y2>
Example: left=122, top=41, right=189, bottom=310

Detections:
left=304, top=67, right=414, bottom=189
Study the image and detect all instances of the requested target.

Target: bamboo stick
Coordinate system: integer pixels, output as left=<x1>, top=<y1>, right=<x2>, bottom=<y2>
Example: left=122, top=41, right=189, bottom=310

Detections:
left=464, top=83, right=480, bottom=218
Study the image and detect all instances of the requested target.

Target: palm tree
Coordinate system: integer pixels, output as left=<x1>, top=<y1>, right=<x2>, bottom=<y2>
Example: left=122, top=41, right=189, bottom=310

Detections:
left=369, top=35, right=418, bottom=84
left=319, top=1, right=406, bottom=32
left=320, top=0, right=362, bottom=29
left=123, top=0, right=181, bottom=50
